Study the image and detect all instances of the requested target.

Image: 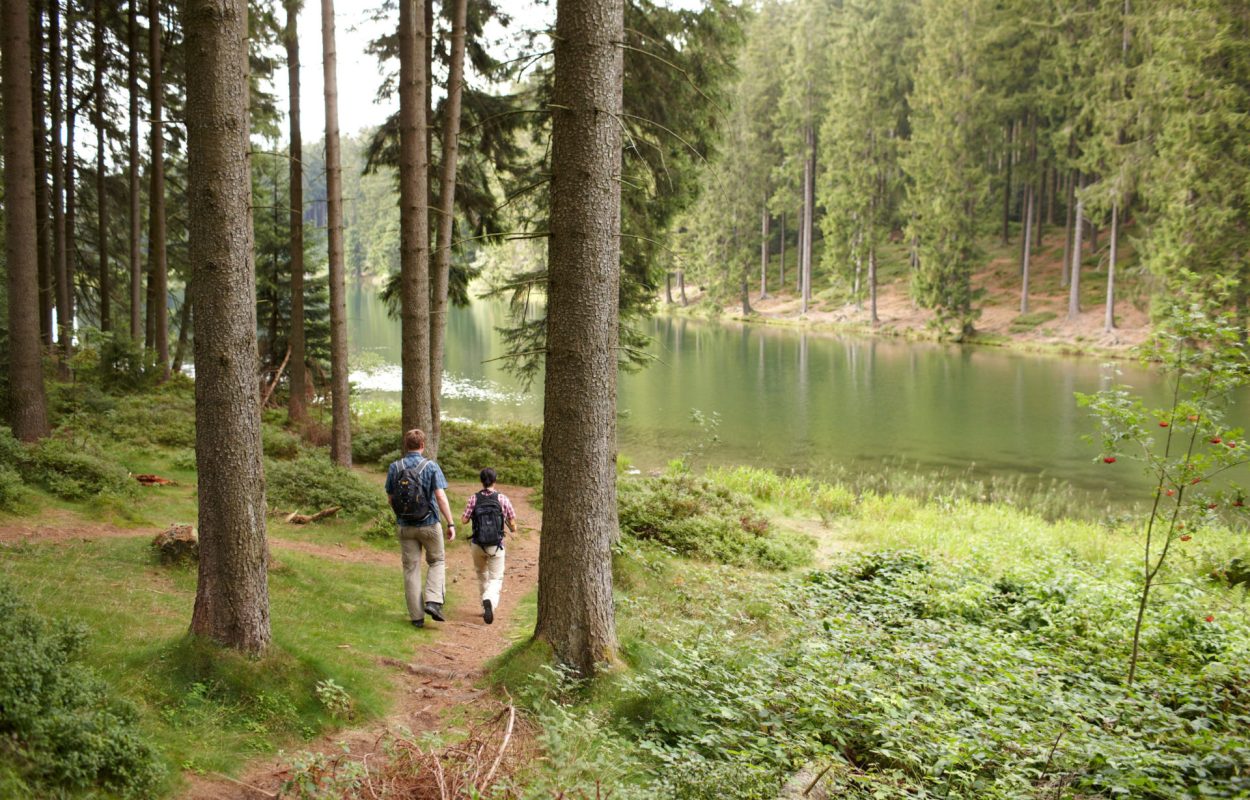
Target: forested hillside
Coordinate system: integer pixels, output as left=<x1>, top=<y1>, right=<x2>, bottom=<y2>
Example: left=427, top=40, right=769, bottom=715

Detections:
left=676, top=0, right=1250, bottom=343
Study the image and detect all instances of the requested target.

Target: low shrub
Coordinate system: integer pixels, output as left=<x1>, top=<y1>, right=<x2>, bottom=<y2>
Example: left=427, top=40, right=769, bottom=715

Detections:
left=22, top=438, right=136, bottom=502
left=617, top=464, right=812, bottom=570
left=708, top=466, right=856, bottom=523
left=351, top=422, right=401, bottom=465
left=266, top=455, right=390, bottom=518
left=0, top=430, right=29, bottom=512
left=0, top=582, right=163, bottom=798
left=352, top=417, right=543, bottom=487
left=263, top=425, right=302, bottom=460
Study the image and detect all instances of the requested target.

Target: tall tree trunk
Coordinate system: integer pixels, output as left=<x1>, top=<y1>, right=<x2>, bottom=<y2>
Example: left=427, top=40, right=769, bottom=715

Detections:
left=171, top=290, right=191, bottom=373
left=323, top=0, right=352, bottom=465
left=1001, top=120, right=1013, bottom=245
left=398, top=0, right=432, bottom=440
left=93, top=0, right=110, bottom=332
left=664, top=272, right=673, bottom=304
left=127, top=0, right=141, bottom=340
left=868, top=244, right=879, bottom=326
left=1105, top=203, right=1118, bottom=332
left=1060, top=169, right=1075, bottom=288
left=678, top=269, right=688, bottom=305
left=801, top=125, right=816, bottom=314
left=779, top=210, right=785, bottom=288
left=33, top=0, right=54, bottom=347
left=148, top=0, right=168, bottom=374
left=429, top=0, right=468, bottom=459
left=66, top=1, right=78, bottom=340
left=184, top=0, right=271, bottom=655
left=1068, top=174, right=1084, bottom=319
left=285, top=0, right=307, bottom=422
left=3, top=0, right=52, bottom=440
left=535, top=0, right=623, bottom=678
left=51, top=0, right=70, bottom=367
left=1020, top=184, right=1033, bottom=313
left=759, top=202, right=769, bottom=299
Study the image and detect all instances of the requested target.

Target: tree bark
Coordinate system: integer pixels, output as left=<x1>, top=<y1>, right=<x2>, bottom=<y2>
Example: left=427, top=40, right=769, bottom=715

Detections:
left=4, top=0, right=52, bottom=440
left=1001, top=120, right=1013, bottom=245
left=429, top=0, right=468, bottom=458
left=50, top=0, right=71, bottom=366
left=779, top=210, right=785, bottom=288
left=868, top=245, right=879, bottom=326
left=66, top=1, right=78, bottom=341
left=171, top=290, right=191, bottom=374
left=1060, top=169, right=1075, bottom=288
left=678, top=269, right=688, bottom=305
left=1020, top=184, right=1033, bottom=313
left=32, top=0, right=54, bottom=347
left=184, top=0, right=271, bottom=654
left=128, top=0, right=142, bottom=340
left=148, top=0, right=169, bottom=374
left=1068, top=174, right=1084, bottom=319
left=1105, top=203, right=1118, bottom=332
left=759, top=202, right=769, bottom=300
left=285, top=1, right=307, bottom=422
left=801, top=126, right=815, bottom=314
left=323, top=0, right=352, bottom=465
left=664, top=271, right=673, bottom=304
left=94, top=0, right=110, bottom=332
left=535, top=0, right=623, bottom=678
left=399, top=0, right=432, bottom=440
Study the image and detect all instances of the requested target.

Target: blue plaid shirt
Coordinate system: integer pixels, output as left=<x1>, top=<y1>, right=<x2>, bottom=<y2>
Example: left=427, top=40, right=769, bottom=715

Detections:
left=385, top=451, right=448, bottom=526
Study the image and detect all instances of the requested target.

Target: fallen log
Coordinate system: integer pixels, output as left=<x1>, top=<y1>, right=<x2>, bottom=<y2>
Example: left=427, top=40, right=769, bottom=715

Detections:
left=284, top=505, right=342, bottom=525
left=133, top=473, right=176, bottom=486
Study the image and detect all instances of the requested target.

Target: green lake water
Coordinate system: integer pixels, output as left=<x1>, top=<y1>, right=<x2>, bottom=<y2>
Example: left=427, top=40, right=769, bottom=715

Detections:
left=347, top=284, right=1247, bottom=502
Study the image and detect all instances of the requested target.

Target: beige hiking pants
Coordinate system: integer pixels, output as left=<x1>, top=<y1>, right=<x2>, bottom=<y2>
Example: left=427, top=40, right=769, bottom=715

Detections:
left=398, top=523, right=445, bottom=620
left=470, top=542, right=506, bottom=609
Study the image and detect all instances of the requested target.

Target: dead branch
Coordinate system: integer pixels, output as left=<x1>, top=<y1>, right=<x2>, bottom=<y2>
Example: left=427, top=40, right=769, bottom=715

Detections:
left=284, top=506, right=342, bottom=525
left=260, top=344, right=292, bottom=408
left=480, top=704, right=516, bottom=791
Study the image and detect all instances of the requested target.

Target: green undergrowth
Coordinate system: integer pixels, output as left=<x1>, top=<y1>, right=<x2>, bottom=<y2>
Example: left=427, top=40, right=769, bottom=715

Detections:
left=499, top=466, right=1250, bottom=800
left=0, top=534, right=421, bottom=795
left=352, top=412, right=543, bottom=487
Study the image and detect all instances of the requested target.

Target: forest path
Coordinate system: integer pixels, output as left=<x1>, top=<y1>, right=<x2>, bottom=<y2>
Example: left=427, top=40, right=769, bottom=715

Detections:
left=181, top=479, right=541, bottom=799
left=0, top=480, right=540, bottom=800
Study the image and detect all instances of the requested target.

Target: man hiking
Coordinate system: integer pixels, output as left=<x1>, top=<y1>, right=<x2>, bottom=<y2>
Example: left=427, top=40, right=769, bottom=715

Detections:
left=385, top=429, right=455, bottom=629
left=460, top=468, right=516, bottom=625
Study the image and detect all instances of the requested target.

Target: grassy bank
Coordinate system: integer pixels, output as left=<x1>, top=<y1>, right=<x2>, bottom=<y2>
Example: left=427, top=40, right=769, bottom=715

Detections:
left=0, top=376, right=543, bottom=797
left=499, top=466, right=1250, bottom=799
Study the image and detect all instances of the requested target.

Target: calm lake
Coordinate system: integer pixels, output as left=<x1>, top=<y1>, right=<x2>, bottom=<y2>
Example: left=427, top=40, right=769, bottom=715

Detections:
left=347, top=284, right=1246, bottom=501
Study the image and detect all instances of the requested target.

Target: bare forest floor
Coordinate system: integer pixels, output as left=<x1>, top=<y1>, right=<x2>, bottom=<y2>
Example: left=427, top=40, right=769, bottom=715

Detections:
left=672, top=225, right=1154, bottom=355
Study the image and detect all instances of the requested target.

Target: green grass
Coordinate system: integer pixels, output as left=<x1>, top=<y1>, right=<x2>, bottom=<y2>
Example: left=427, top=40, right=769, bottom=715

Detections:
left=496, top=465, right=1250, bottom=800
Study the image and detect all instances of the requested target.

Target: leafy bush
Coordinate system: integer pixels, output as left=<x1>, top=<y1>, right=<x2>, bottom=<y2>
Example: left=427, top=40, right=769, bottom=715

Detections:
left=0, top=582, right=162, bottom=797
left=22, top=438, right=136, bottom=502
left=263, top=425, right=302, bottom=460
left=708, top=466, right=855, bottom=523
left=266, top=455, right=389, bottom=518
left=617, top=464, right=812, bottom=569
left=0, top=429, right=28, bottom=511
left=599, top=550, right=1250, bottom=799
left=353, top=417, right=543, bottom=487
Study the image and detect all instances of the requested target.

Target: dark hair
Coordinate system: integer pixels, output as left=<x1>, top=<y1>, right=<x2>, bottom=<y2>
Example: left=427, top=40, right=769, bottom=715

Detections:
left=479, top=467, right=497, bottom=488
left=404, top=429, right=426, bottom=451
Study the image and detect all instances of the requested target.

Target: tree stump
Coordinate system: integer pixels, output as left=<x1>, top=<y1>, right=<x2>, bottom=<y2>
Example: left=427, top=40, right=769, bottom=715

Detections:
left=152, top=524, right=198, bottom=565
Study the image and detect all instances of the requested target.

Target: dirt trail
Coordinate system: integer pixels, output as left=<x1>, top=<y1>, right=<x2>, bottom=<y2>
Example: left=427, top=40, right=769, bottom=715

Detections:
left=0, top=482, right=541, bottom=799
left=178, top=480, right=541, bottom=799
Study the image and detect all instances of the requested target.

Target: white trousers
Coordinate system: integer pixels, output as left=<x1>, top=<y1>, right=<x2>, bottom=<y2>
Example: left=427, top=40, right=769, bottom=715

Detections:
left=470, top=542, right=506, bottom=608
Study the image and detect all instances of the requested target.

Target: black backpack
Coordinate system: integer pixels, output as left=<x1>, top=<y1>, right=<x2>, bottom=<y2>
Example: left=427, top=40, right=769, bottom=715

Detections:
left=391, top=458, right=434, bottom=522
left=471, top=490, right=505, bottom=548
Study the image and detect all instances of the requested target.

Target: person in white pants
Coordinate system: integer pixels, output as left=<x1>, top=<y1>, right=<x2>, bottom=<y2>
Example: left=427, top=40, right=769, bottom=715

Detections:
left=461, top=468, right=516, bottom=625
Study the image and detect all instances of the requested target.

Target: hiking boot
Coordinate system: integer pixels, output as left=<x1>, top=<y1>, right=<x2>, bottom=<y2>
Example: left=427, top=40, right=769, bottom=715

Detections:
left=424, top=602, right=445, bottom=622
left=483, top=599, right=494, bottom=625
left=411, top=618, right=424, bottom=629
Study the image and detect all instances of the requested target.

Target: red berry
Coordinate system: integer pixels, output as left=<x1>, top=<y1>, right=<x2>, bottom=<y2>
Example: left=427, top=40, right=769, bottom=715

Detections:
left=1159, top=421, right=1170, bottom=428
left=1235, top=501, right=1245, bottom=508
left=1208, top=503, right=1218, bottom=510
left=1180, top=534, right=1192, bottom=541
left=1166, top=489, right=1175, bottom=496
left=1228, top=441, right=1238, bottom=448
left=1211, top=437, right=1222, bottom=444
left=1205, top=615, right=1215, bottom=623
left=1103, top=456, right=1116, bottom=464
left=1188, top=415, right=1199, bottom=422
left=1191, top=478, right=1201, bottom=485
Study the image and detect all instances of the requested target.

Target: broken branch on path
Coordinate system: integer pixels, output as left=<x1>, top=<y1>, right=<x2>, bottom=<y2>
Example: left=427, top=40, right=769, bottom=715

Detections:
left=284, top=506, right=341, bottom=525
left=133, top=473, right=176, bottom=486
